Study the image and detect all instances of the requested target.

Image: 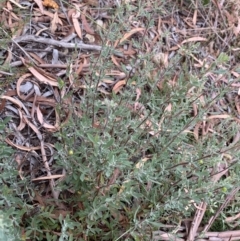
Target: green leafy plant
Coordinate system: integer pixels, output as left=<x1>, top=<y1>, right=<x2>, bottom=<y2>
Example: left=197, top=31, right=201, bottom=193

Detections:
left=1, top=0, right=240, bottom=240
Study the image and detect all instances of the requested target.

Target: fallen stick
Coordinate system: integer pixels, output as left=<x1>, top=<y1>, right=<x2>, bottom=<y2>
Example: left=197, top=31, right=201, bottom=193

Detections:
left=13, top=35, right=124, bottom=57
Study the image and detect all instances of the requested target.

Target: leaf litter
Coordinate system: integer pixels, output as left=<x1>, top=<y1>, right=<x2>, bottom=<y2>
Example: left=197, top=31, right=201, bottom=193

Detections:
left=1, top=0, right=240, bottom=239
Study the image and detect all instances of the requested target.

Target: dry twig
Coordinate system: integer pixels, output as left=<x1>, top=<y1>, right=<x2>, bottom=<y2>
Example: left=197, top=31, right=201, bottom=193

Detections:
left=13, top=35, right=124, bottom=57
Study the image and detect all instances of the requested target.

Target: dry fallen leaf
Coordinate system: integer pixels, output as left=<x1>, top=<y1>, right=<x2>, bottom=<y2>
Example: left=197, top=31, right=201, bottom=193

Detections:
left=181, top=37, right=207, bottom=44
left=112, top=80, right=126, bottom=93
left=81, top=7, right=95, bottom=35
left=72, top=4, right=82, bottom=39
left=120, top=27, right=145, bottom=44
left=32, top=174, right=65, bottom=181
left=233, top=18, right=240, bottom=36
left=35, top=9, right=63, bottom=24
left=9, top=0, right=28, bottom=9
left=33, top=0, right=44, bottom=13
left=207, top=114, right=231, bottom=120
left=28, top=67, right=59, bottom=87
left=111, top=55, right=120, bottom=67
left=83, top=0, right=99, bottom=6
left=5, top=137, right=41, bottom=151
left=50, top=11, right=59, bottom=33
left=36, top=105, right=60, bottom=132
